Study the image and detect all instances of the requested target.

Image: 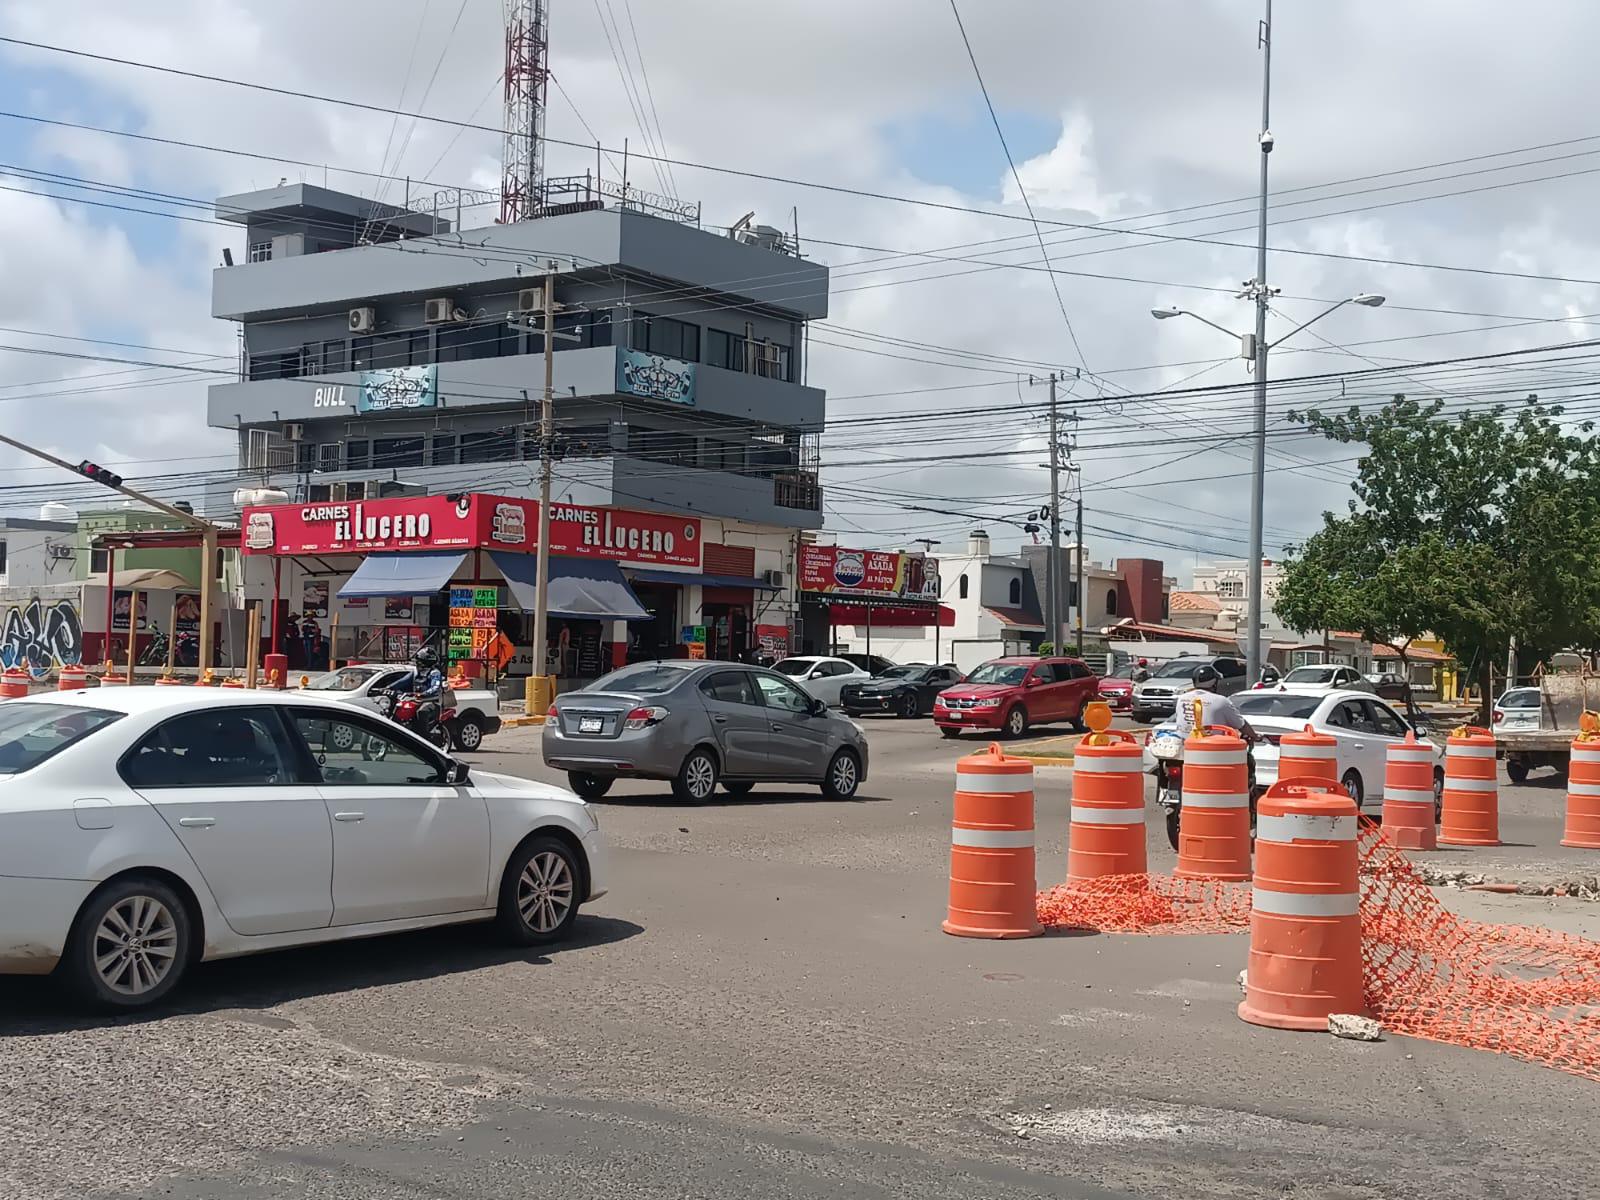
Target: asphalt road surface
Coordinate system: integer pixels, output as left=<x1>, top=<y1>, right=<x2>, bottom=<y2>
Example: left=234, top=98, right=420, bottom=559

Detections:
left=3, top=716, right=1596, bottom=1199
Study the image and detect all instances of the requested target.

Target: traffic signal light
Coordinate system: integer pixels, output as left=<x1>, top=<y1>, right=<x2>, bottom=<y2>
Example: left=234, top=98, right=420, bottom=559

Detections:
left=76, top=460, right=124, bottom=489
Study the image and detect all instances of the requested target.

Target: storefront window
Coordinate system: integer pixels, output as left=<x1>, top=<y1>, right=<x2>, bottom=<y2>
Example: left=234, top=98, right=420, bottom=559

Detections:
left=373, top=437, right=424, bottom=468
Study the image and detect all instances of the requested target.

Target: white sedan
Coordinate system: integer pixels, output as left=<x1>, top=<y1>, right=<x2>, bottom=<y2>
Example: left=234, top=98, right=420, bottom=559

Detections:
left=1275, top=664, right=1376, bottom=694
left=0, top=688, right=607, bottom=1010
left=1234, top=687, right=1444, bottom=810
left=770, top=656, right=872, bottom=706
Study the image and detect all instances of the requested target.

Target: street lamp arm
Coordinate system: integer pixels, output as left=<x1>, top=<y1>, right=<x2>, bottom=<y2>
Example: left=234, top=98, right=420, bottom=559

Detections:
left=1265, top=297, right=1352, bottom=350
left=1166, top=309, right=1243, bottom=341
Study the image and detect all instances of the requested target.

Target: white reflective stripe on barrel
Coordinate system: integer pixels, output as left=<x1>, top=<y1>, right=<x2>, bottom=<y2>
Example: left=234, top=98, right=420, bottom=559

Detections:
left=1443, top=777, right=1497, bottom=793
left=1571, top=745, right=1600, bottom=762
left=1388, top=747, right=1435, bottom=761
left=1280, top=743, right=1337, bottom=759
left=954, top=773, right=1034, bottom=795
left=1256, top=812, right=1357, bottom=843
left=1383, top=786, right=1435, bottom=805
left=1180, top=790, right=1250, bottom=809
left=1186, top=746, right=1248, bottom=765
left=1447, top=744, right=1496, bottom=758
left=1251, top=887, right=1360, bottom=917
left=950, top=828, right=1035, bottom=848
left=1072, top=755, right=1143, bottom=773
left=1568, top=781, right=1600, bottom=798
left=1070, top=804, right=1146, bottom=825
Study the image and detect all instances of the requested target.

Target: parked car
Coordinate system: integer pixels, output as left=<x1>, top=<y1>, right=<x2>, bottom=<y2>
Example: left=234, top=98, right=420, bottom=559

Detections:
left=1493, top=686, right=1541, bottom=734
left=933, top=656, right=1100, bottom=739
left=770, top=656, right=872, bottom=706
left=1232, top=688, right=1443, bottom=810
left=302, top=662, right=503, bottom=752
left=1097, top=670, right=1134, bottom=713
left=543, top=660, right=869, bottom=804
left=836, top=652, right=899, bottom=678
left=1277, top=664, right=1375, bottom=694
left=0, top=690, right=606, bottom=1010
left=1364, top=671, right=1412, bottom=701
left=1130, top=656, right=1247, bottom=722
left=841, top=663, right=964, bottom=718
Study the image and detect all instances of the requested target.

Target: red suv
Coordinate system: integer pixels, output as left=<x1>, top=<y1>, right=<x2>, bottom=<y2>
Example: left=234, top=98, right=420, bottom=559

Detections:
left=933, top=656, right=1101, bottom=739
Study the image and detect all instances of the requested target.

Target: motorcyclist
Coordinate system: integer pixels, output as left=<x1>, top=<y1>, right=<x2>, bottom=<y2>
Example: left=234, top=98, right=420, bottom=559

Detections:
left=1173, top=664, right=1257, bottom=741
left=1131, top=657, right=1152, bottom=683
left=409, top=647, right=446, bottom=734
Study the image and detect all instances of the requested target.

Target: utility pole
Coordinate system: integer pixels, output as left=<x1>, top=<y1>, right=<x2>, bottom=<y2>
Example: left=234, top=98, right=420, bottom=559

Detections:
left=1243, top=0, right=1274, bottom=687
left=0, top=430, right=222, bottom=672
left=530, top=263, right=558, bottom=712
left=1046, top=373, right=1063, bottom=649
left=1075, top=492, right=1084, bottom=651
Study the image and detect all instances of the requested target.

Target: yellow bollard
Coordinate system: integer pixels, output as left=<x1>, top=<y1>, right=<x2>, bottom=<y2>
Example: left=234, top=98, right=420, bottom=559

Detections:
left=524, top=674, right=555, bottom=717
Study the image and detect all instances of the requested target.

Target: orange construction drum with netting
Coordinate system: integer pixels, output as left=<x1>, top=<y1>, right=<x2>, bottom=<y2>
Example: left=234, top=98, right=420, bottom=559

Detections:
left=1439, top=727, right=1500, bottom=847
left=1067, top=726, right=1147, bottom=883
left=1562, top=731, right=1600, bottom=850
left=1278, top=725, right=1337, bottom=786
left=1381, top=731, right=1438, bottom=851
left=1175, top=728, right=1252, bottom=882
left=943, top=743, right=1041, bottom=939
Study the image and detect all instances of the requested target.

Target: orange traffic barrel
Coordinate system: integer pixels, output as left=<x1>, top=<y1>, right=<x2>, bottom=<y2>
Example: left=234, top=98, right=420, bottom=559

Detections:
left=1067, top=725, right=1147, bottom=883
left=57, top=663, right=88, bottom=691
left=0, top=667, right=30, bottom=699
left=1239, top=779, right=1368, bottom=1031
left=1439, top=726, right=1500, bottom=846
left=1380, top=731, right=1438, bottom=851
left=99, top=660, right=128, bottom=688
left=153, top=675, right=186, bottom=687
left=943, top=742, right=1041, bottom=939
left=220, top=677, right=246, bottom=689
left=194, top=669, right=217, bottom=687
left=1562, top=733, right=1600, bottom=849
left=1175, top=728, right=1252, bottom=882
left=1278, top=724, right=1337, bottom=785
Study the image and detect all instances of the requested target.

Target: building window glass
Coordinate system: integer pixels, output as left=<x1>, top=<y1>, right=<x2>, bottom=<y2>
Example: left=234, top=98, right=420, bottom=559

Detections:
left=430, top=433, right=459, bottom=466
left=460, top=429, right=517, bottom=463
left=752, top=340, right=792, bottom=382
left=295, top=440, right=316, bottom=471
left=588, top=309, right=613, bottom=347
left=1217, top=579, right=1244, bottom=599
left=247, top=351, right=299, bottom=380
left=247, top=241, right=272, bottom=263
left=372, top=437, right=424, bottom=468
left=437, top=322, right=513, bottom=363
left=345, top=440, right=371, bottom=470
left=628, top=429, right=697, bottom=467
left=90, top=548, right=108, bottom=575
left=1008, top=577, right=1021, bottom=605
left=352, top=331, right=424, bottom=371
left=958, top=574, right=969, bottom=599
left=1106, top=590, right=1118, bottom=616
left=632, top=311, right=700, bottom=362
left=322, top=339, right=348, bottom=374
left=706, top=328, right=743, bottom=372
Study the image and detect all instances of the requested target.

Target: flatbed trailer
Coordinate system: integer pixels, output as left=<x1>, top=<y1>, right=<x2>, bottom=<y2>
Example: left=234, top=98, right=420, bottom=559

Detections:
left=1493, top=655, right=1594, bottom=782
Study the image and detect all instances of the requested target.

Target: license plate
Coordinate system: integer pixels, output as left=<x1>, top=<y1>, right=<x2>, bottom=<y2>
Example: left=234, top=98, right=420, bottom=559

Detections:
left=949, top=712, right=965, bottom=721
left=578, top=717, right=603, bottom=734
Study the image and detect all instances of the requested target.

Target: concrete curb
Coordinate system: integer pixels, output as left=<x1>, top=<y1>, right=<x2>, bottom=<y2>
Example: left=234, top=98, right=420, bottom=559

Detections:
left=501, top=714, right=548, bottom=727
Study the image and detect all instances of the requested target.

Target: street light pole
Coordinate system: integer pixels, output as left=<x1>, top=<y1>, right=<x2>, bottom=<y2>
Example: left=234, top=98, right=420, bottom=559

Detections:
left=530, top=262, right=558, bottom=712
left=1245, top=0, right=1274, bottom=688
left=1046, top=371, right=1061, bottom=650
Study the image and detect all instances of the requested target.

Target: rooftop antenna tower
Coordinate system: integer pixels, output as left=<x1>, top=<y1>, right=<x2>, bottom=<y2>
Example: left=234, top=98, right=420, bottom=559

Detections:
left=499, top=0, right=549, bottom=224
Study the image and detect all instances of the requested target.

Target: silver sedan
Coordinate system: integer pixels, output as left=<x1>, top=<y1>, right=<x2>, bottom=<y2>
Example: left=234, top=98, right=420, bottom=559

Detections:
left=543, top=660, right=870, bottom=803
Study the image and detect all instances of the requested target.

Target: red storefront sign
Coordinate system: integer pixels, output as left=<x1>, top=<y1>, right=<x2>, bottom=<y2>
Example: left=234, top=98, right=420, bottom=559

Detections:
left=242, top=493, right=702, bottom=567
left=799, top=544, right=940, bottom=600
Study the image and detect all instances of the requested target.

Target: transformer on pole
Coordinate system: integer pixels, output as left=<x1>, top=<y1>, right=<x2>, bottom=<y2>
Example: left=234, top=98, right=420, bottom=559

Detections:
left=500, top=0, right=548, bottom=224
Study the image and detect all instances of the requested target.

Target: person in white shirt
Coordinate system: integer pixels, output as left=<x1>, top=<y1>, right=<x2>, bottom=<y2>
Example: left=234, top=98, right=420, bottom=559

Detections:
left=1172, top=664, right=1257, bottom=741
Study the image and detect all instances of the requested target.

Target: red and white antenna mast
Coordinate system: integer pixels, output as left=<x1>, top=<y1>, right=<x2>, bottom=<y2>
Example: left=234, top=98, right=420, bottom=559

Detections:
left=499, top=0, right=548, bottom=224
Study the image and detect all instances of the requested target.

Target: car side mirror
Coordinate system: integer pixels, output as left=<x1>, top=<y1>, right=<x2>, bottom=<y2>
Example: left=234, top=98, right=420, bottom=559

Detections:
left=809, top=697, right=828, bottom=716
left=448, top=760, right=471, bottom=784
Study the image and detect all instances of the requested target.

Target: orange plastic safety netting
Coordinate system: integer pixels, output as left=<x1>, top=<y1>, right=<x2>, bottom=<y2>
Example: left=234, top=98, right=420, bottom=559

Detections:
left=1035, top=826, right=1600, bottom=1081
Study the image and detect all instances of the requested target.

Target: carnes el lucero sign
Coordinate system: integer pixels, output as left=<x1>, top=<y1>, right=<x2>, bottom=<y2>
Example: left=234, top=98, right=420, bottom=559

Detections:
left=242, top=493, right=702, bottom=568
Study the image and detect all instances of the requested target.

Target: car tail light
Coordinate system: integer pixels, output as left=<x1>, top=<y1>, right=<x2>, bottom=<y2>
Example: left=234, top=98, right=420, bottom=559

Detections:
left=1493, top=708, right=1505, bottom=724
left=624, top=705, right=668, bottom=730
left=1260, top=733, right=1282, bottom=746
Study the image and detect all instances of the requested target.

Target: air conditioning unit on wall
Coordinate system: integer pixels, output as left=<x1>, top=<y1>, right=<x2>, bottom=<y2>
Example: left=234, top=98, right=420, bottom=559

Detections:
left=282, top=422, right=304, bottom=441
left=348, top=306, right=376, bottom=333
left=424, top=297, right=463, bottom=324
left=517, top=287, right=545, bottom=314
left=764, top=569, right=785, bottom=588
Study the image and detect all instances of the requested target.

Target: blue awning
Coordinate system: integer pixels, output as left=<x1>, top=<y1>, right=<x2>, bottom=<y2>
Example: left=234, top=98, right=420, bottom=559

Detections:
left=625, top=567, right=779, bottom=590
left=337, top=551, right=467, bottom=598
left=490, top=551, right=651, bottom=621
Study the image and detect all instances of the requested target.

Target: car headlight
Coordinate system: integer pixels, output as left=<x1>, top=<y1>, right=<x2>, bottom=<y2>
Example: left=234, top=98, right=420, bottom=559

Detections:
left=974, top=697, right=1002, bottom=707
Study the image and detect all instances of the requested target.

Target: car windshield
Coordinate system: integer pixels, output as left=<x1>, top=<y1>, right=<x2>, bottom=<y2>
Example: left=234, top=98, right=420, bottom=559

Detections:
left=0, top=702, right=122, bottom=775
left=590, top=663, right=694, bottom=694
left=1151, top=660, right=1202, bottom=680
left=772, top=659, right=813, bottom=677
left=1235, top=694, right=1321, bottom=719
left=965, top=662, right=1029, bottom=686
left=1502, top=688, right=1540, bottom=709
left=880, top=666, right=926, bottom=680
left=305, top=666, right=385, bottom=692
left=1285, top=666, right=1339, bottom=684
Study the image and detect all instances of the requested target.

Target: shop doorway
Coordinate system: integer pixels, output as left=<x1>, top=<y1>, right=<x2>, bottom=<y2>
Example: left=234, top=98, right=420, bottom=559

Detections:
left=703, top=603, right=749, bottom=663
left=629, top=582, right=681, bottom=662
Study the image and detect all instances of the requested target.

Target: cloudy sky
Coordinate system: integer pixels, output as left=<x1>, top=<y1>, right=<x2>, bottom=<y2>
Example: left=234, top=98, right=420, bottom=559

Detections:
left=2, top=0, right=1598, bottom=582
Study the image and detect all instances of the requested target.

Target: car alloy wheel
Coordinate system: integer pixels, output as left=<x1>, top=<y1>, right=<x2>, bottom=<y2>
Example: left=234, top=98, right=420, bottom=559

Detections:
left=516, top=850, right=576, bottom=935
left=1005, top=707, right=1027, bottom=738
left=93, top=894, right=179, bottom=998
left=328, top=723, right=357, bottom=751
left=673, top=749, right=719, bottom=804
left=898, top=692, right=919, bottom=719
left=824, top=750, right=861, bottom=800
left=454, top=717, right=484, bottom=751
left=1341, top=769, right=1365, bottom=807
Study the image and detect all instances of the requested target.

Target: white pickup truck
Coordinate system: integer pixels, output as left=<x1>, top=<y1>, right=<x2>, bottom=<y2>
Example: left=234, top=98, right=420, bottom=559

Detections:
left=301, top=662, right=503, bottom=752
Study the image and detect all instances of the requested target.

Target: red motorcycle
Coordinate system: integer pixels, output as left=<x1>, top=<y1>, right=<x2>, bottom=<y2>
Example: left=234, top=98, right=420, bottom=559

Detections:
left=386, top=692, right=457, bottom=752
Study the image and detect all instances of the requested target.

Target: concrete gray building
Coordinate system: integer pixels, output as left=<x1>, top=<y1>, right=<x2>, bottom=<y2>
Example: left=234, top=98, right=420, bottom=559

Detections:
left=205, top=184, right=827, bottom=529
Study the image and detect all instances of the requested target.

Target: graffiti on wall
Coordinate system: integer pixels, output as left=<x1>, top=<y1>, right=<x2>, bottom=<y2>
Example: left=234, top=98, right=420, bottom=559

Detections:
left=0, top=598, right=84, bottom=679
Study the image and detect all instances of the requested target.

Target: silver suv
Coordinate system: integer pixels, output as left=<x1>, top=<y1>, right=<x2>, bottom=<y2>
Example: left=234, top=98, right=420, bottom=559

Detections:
left=1130, top=656, right=1248, bottom=722
left=542, top=660, right=870, bottom=804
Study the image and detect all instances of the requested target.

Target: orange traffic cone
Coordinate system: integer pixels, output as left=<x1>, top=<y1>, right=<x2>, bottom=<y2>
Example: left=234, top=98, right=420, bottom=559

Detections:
left=1439, top=727, right=1500, bottom=846
left=1278, top=724, right=1337, bottom=786
left=1562, top=723, right=1600, bottom=849
left=0, top=667, right=30, bottom=699
left=1380, top=731, right=1438, bottom=850
left=943, top=743, right=1041, bottom=939
left=56, top=664, right=88, bottom=691
left=1239, top=778, right=1368, bottom=1031
left=1175, top=724, right=1252, bottom=882
left=1067, top=703, right=1146, bottom=882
